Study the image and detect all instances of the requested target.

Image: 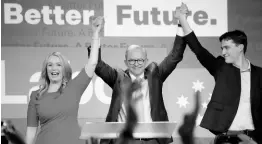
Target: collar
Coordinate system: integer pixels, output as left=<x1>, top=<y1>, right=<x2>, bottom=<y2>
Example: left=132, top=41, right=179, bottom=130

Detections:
left=233, top=59, right=251, bottom=72
left=129, top=72, right=144, bottom=81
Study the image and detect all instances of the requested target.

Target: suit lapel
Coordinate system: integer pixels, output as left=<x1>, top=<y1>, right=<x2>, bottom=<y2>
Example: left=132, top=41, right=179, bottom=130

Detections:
left=125, top=69, right=131, bottom=78
left=116, top=70, right=131, bottom=119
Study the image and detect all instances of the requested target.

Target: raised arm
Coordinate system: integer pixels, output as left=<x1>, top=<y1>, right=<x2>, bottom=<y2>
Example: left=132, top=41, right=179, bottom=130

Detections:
left=86, top=17, right=118, bottom=88
left=67, top=17, right=103, bottom=102
left=84, top=16, right=103, bottom=78
left=158, top=22, right=187, bottom=82
left=178, top=91, right=200, bottom=144
left=95, top=52, right=118, bottom=88
left=116, top=75, right=142, bottom=144
left=177, top=3, right=223, bottom=76
left=87, top=45, right=118, bottom=88
left=26, top=91, right=39, bottom=144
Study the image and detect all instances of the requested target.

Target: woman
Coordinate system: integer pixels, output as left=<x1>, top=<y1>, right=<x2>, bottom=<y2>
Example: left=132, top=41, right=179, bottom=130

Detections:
left=26, top=16, right=104, bottom=144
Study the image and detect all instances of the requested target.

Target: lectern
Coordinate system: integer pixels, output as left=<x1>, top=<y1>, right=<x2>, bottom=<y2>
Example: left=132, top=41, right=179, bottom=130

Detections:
left=80, top=122, right=177, bottom=139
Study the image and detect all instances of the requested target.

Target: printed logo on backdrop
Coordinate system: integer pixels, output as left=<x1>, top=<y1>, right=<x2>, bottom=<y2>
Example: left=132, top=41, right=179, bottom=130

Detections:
left=4, top=3, right=95, bottom=25
left=1, top=0, right=103, bottom=47
left=103, top=0, right=228, bottom=37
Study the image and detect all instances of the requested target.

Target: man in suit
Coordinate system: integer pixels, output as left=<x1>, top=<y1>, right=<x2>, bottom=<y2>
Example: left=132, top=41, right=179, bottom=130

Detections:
left=176, top=3, right=262, bottom=144
left=89, top=17, right=187, bottom=144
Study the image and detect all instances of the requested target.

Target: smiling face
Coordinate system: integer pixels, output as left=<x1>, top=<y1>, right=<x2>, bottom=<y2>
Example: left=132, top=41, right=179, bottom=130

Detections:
left=219, top=30, right=248, bottom=64
left=221, top=39, right=243, bottom=64
left=46, top=55, right=63, bottom=83
left=124, top=45, right=148, bottom=77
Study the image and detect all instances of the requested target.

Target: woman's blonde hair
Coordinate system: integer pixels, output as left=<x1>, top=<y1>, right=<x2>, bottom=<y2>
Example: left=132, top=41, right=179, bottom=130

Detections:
left=37, top=52, right=72, bottom=98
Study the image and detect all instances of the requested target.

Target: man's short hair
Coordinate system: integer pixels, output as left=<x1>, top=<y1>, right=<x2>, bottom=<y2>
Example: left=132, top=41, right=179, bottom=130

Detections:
left=219, top=30, right=248, bottom=53
left=125, top=45, right=147, bottom=60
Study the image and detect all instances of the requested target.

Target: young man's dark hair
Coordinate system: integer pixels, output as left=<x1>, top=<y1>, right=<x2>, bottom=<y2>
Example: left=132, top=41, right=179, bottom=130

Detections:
left=219, top=30, right=248, bottom=53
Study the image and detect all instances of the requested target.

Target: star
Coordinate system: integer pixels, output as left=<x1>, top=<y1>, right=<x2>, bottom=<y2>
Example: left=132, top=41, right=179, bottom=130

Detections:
left=196, top=114, right=203, bottom=126
left=29, top=72, right=41, bottom=82
left=176, top=95, right=190, bottom=108
left=192, top=80, right=205, bottom=92
left=202, top=102, right=208, bottom=109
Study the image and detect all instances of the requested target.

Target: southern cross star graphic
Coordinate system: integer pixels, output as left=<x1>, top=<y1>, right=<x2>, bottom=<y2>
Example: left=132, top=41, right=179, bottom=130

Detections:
left=176, top=95, right=189, bottom=108
left=192, top=80, right=205, bottom=92
left=202, top=101, right=208, bottom=109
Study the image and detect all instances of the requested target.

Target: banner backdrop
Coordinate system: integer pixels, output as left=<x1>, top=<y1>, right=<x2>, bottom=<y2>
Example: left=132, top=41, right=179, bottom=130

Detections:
left=1, top=0, right=262, bottom=143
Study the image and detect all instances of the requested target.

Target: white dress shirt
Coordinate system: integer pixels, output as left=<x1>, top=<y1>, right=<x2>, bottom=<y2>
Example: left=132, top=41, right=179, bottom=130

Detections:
left=118, top=73, right=152, bottom=122
left=229, top=59, right=254, bottom=130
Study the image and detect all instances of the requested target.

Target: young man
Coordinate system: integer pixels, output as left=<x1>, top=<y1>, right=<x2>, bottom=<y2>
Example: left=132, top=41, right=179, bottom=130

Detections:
left=175, top=3, right=262, bottom=144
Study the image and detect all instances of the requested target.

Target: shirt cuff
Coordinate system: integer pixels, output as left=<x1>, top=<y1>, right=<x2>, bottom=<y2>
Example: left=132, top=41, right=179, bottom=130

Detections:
left=92, top=37, right=100, bottom=47
left=177, top=27, right=184, bottom=37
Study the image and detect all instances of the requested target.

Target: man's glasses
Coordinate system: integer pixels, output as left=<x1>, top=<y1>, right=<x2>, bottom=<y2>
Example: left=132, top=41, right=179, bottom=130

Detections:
left=127, top=59, right=145, bottom=65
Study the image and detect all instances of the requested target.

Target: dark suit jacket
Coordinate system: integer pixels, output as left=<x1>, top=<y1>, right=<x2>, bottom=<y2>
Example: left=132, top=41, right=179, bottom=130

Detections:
left=184, top=32, right=262, bottom=143
left=94, top=35, right=186, bottom=144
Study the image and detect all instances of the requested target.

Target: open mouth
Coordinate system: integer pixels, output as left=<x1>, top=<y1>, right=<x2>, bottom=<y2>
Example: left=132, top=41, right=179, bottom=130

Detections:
left=51, top=72, right=60, bottom=76
left=223, top=55, right=229, bottom=58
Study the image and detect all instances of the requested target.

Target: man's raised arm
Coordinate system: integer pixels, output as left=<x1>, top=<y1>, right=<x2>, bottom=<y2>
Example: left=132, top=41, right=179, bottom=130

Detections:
left=88, top=16, right=118, bottom=88
left=177, top=3, right=223, bottom=76
left=158, top=19, right=187, bottom=82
